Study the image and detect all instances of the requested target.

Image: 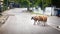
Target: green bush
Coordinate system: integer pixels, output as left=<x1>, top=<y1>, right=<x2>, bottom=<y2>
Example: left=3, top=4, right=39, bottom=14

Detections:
left=1, top=5, right=8, bottom=12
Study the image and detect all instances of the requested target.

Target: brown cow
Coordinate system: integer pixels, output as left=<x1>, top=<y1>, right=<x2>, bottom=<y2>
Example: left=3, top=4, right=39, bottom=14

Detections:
left=31, top=15, right=47, bottom=26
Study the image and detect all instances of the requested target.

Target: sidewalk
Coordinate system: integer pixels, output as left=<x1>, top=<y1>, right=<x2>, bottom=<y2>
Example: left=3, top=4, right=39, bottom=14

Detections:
left=47, top=16, right=60, bottom=31
left=0, top=9, right=10, bottom=27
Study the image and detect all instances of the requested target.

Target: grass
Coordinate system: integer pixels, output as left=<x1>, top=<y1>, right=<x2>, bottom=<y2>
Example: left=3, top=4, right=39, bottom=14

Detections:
left=31, top=11, right=43, bottom=15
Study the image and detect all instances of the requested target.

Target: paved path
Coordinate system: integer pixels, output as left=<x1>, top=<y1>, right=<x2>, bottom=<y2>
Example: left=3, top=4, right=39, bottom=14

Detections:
left=0, top=8, right=60, bottom=34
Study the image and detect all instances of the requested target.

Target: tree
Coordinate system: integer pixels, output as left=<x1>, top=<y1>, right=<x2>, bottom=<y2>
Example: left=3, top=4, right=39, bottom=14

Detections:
left=25, top=0, right=42, bottom=11
left=5, top=0, right=52, bottom=10
left=3, top=0, right=8, bottom=6
left=42, top=0, right=52, bottom=9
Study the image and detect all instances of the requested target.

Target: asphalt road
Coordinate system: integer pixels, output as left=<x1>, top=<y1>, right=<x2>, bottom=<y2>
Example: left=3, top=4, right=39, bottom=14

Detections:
left=0, top=8, right=60, bottom=34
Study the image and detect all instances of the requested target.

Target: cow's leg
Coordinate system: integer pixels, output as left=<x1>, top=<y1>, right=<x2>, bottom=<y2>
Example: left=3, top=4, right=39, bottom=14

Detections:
left=33, top=20, right=37, bottom=25
left=44, top=22, right=45, bottom=26
left=37, top=21, right=40, bottom=25
left=43, top=22, right=46, bottom=26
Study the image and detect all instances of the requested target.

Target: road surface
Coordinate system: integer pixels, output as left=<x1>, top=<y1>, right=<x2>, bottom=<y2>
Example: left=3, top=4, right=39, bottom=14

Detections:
left=0, top=8, right=60, bottom=34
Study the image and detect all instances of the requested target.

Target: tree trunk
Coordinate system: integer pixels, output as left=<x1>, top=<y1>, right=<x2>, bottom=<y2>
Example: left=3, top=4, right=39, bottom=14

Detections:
left=27, top=7, right=29, bottom=11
